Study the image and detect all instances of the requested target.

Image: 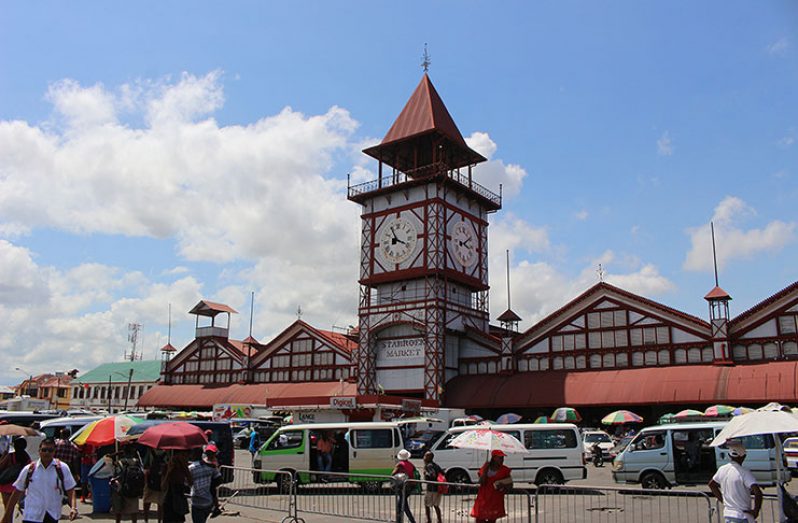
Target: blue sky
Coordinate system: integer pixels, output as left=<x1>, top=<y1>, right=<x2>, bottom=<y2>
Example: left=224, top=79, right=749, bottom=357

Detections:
left=1, top=1, right=796, bottom=385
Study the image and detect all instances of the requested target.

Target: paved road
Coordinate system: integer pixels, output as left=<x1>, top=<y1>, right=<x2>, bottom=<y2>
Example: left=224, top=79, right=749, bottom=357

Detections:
left=56, top=452, right=794, bottom=523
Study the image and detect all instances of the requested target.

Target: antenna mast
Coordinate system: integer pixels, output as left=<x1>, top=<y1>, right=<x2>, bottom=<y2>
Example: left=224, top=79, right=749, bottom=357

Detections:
left=249, top=291, right=255, bottom=338
left=506, top=250, right=511, bottom=310
left=125, top=323, right=142, bottom=361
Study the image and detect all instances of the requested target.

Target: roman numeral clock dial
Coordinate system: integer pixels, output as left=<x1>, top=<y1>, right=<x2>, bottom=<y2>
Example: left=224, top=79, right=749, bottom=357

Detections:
left=378, top=217, right=418, bottom=265
left=451, top=221, right=478, bottom=267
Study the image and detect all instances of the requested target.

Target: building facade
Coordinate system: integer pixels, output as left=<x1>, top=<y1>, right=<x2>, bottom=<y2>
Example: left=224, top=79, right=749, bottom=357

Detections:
left=71, top=360, right=161, bottom=413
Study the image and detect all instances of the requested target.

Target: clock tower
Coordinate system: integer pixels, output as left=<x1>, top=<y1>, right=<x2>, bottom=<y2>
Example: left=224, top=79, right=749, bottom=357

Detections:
left=348, top=74, right=502, bottom=401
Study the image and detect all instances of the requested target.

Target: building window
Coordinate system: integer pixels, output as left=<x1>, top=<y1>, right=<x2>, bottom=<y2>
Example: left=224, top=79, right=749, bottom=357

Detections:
left=779, top=315, right=797, bottom=335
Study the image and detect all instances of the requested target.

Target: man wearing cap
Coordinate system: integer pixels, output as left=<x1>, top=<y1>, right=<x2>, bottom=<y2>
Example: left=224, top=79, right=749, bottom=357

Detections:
left=188, top=447, right=221, bottom=523
left=708, top=442, right=762, bottom=522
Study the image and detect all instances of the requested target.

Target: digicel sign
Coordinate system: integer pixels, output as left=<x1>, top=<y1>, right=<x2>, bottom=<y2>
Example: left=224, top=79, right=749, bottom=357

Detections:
left=330, top=396, right=357, bottom=409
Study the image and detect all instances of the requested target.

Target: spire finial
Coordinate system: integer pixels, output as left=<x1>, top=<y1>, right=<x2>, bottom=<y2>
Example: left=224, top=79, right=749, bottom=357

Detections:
left=421, top=43, right=431, bottom=73
left=597, top=264, right=606, bottom=283
left=711, top=221, right=720, bottom=287
left=296, top=306, right=303, bottom=320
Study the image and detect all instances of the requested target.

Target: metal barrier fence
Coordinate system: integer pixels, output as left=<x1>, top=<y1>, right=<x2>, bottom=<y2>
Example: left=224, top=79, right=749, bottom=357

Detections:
left=714, top=494, right=785, bottom=523
left=224, top=465, right=790, bottom=523
left=292, top=469, right=396, bottom=522
left=403, top=478, right=533, bottom=523
left=534, top=484, right=716, bottom=523
left=219, top=466, right=297, bottom=521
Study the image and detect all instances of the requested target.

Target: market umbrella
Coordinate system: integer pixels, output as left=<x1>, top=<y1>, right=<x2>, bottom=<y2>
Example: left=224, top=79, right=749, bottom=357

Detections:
left=710, top=409, right=798, bottom=521
left=533, top=416, right=549, bottom=424
left=658, top=413, right=675, bottom=424
left=674, top=409, right=704, bottom=419
left=704, top=405, right=735, bottom=417
left=448, top=429, right=528, bottom=455
left=732, top=407, right=754, bottom=416
left=496, top=413, right=522, bottom=425
left=601, top=410, right=643, bottom=425
left=71, top=414, right=143, bottom=447
left=759, top=402, right=790, bottom=412
left=0, top=424, right=40, bottom=437
left=550, top=407, right=582, bottom=423
left=138, top=421, right=208, bottom=450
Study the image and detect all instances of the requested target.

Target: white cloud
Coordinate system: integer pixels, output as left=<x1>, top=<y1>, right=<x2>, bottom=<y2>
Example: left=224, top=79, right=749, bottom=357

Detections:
left=768, top=37, right=789, bottom=55
left=683, top=196, right=797, bottom=271
left=465, top=132, right=527, bottom=198
left=778, top=128, right=796, bottom=147
left=575, top=210, right=589, bottom=221
left=657, top=131, right=673, bottom=156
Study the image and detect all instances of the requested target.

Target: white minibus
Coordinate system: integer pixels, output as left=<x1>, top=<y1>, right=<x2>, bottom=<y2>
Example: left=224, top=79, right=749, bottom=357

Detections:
left=253, top=422, right=404, bottom=490
left=428, top=423, right=586, bottom=485
left=612, top=421, right=790, bottom=488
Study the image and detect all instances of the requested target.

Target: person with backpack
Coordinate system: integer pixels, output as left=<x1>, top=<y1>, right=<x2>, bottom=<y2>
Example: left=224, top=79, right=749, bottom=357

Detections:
left=111, top=444, right=144, bottom=523
left=188, top=446, right=221, bottom=523
left=0, top=438, right=78, bottom=523
left=143, top=449, right=167, bottom=523
left=0, top=438, right=31, bottom=511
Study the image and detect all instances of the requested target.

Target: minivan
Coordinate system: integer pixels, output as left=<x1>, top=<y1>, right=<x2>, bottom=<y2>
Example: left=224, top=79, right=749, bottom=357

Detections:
left=612, top=421, right=790, bottom=488
left=428, top=423, right=586, bottom=486
left=253, top=422, right=404, bottom=490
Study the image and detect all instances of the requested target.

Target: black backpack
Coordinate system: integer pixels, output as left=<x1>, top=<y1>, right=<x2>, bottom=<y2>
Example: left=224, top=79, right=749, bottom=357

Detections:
left=119, top=459, right=145, bottom=498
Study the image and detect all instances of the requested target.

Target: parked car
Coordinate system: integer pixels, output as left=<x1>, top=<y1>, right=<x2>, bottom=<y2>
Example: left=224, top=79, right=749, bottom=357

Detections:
left=582, top=430, right=614, bottom=459
left=405, top=431, right=444, bottom=458
left=783, top=436, right=798, bottom=471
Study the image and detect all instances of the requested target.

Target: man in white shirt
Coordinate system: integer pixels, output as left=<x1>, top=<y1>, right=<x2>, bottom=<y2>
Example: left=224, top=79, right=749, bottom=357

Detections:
left=708, top=441, right=762, bottom=523
left=1, top=438, right=78, bottom=523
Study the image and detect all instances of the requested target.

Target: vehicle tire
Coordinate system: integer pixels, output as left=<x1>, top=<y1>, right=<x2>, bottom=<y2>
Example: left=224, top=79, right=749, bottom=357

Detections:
left=640, top=471, right=667, bottom=490
left=276, top=471, right=295, bottom=494
left=445, top=469, right=471, bottom=493
left=535, top=468, right=564, bottom=486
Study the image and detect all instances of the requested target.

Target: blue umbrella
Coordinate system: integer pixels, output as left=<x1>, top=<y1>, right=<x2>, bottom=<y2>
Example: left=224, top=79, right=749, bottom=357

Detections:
left=496, top=413, right=522, bottom=424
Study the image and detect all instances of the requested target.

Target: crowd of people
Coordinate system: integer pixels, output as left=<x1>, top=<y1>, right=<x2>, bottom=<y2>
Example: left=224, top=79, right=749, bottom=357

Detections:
left=0, top=430, right=223, bottom=523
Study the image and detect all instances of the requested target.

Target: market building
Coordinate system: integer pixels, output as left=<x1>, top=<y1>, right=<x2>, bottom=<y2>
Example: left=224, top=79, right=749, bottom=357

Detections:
left=70, top=360, right=161, bottom=413
left=139, top=73, right=798, bottom=421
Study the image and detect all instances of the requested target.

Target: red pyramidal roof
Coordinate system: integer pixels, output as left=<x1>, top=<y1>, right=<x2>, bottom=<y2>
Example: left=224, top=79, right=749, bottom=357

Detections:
left=381, top=74, right=468, bottom=147
left=704, top=286, right=732, bottom=301
left=363, top=74, right=485, bottom=170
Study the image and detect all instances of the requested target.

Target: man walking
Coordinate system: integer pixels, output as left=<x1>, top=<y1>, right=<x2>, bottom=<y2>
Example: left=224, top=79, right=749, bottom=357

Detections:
left=1, top=438, right=78, bottom=523
left=708, top=441, right=762, bottom=523
left=422, top=451, right=443, bottom=523
left=188, top=446, right=221, bottom=523
left=55, top=429, right=81, bottom=491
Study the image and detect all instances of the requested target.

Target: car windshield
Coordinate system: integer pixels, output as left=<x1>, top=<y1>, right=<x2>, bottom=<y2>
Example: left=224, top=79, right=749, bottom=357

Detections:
left=584, top=433, right=611, bottom=443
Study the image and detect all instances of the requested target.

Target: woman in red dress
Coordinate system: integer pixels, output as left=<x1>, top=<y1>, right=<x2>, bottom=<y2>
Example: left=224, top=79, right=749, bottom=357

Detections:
left=471, top=450, right=513, bottom=523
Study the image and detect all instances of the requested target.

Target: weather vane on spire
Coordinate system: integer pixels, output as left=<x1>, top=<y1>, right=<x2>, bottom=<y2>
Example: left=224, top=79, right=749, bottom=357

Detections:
left=597, top=263, right=606, bottom=283
left=421, top=43, right=431, bottom=73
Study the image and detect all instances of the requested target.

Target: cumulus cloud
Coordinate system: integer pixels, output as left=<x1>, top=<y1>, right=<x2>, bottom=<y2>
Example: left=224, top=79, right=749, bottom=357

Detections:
left=657, top=131, right=673, bottom=156
left=466, top=132, right=527, bottom=198
left=683, top=196, right=797, bottom=272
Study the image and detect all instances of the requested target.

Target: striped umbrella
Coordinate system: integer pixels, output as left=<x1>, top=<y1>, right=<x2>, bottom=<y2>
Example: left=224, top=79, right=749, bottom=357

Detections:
left=674, top=409, right=704, bottom=419
left=533, top=416, right=549, bottom=424
left=550, top=407, right=582, bottom=423
left=601, top=410, right=643, bottom=425
left=72, top=414, right=144, bottom=447
left=704, top=405, right=735, bottom=417
left=658, top=413, right=676, bottom=424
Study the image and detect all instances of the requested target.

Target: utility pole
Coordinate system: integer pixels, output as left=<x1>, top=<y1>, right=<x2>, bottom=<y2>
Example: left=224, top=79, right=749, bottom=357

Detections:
left=107, top=375, right=112, bottom=414
left=123, top=368, right=134, bottom=412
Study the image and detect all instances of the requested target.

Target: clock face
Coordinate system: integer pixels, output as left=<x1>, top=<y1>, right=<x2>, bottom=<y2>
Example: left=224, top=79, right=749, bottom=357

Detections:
left=451, top=221, right=478, bottom=267
left=379, top=217, right=418, bottom=264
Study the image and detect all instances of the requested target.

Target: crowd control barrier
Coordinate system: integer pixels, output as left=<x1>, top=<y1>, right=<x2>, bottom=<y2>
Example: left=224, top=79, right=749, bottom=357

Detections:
left=223, top=464, right=786, bottom=523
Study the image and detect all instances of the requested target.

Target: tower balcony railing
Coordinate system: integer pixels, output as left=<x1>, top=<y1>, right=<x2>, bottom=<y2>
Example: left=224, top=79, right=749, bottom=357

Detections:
left=348, top=162, right=502, bottom=208
left=196, top=326, right=229, bottom=338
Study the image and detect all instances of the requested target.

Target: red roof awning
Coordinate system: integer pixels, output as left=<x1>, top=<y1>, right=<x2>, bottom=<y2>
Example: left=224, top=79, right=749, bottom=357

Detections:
left=445, top=361, right=798, bottom=409
left=189, top=300, right=238, bottom=317
left=138, top=382, right=357, bottom=409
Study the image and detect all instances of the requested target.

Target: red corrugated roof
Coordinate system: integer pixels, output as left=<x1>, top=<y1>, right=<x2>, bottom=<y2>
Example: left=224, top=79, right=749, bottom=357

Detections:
left=189, top=300, right=238, bottom=316
left=733, top=281, right=798, bottom=324
left=315, top=329, right=357, bottom=353
left=160, top=343, right=177, bottom=353
left=704, top=286, right=732, bottom=300
left=445, top=361, right=798, bottom=409
left=497, top=309, right=522, bottom=322
left=138, top=382, right=358, bottom=409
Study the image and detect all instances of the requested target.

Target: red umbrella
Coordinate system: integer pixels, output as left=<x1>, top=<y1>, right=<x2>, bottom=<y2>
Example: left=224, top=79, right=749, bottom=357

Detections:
left=138, top=422, right=208, bottom=450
